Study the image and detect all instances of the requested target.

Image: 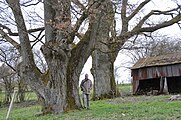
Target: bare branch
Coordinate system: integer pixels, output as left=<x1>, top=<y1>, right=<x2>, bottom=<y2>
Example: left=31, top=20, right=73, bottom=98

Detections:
left=128, top=6, right=181, bottom=36
left=0, top=48, right=17, bottom=72
left=30, top=29, right=44, bottom=42
left=0, top=23, right=44, bottom=36
left=72, top=12, right=88, bottom=39
left=127, top=0, right=151, bottom=21
left=0, top=28, right=20, bottom=50
left=139, top=13, right=181, bottom=33
left=121, top=0, right=128, bottom=34
left=131, top=11, right=154, bottom=32
left=71, top=0, right=85, bottom=10
left=20, top=0, right=42, bottom=7
left=31, top=34, right=45, bottom=49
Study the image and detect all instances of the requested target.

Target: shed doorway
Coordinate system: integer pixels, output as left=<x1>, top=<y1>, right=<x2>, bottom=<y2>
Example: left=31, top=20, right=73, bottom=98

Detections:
left=167, top=76, right=181, bottom=93
left=135, top=76, right=181, bottom=95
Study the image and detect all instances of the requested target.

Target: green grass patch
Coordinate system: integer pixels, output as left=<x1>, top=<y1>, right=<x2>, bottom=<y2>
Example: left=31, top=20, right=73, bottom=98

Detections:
left=118, top=84, right=132, bottom=96
left=0, top=91, right=37, bottom=104
left=0, top=92, right=5, bottom=103
left=1, top=85, right=180, bottom=120
left=24, top=91, right=37, bottom=101
left=1, top=95, right=181, bottom=120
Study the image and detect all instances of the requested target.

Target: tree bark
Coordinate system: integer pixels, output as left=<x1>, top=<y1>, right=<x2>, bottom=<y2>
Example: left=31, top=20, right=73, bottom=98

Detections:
left=16, top=79, right=26, bottom=102
left=92, top=51, right=118, bottom=100
left=91, top=0, right=119, bottom=100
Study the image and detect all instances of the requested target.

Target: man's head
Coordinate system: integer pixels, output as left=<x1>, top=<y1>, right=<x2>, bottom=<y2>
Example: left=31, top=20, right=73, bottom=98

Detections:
left=85, top=74, right=88, bottom=79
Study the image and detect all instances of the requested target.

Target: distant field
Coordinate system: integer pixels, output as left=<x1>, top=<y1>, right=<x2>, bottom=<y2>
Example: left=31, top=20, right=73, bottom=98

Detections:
left=118, top=84, right=132, bottom=96
left=0, top=84, right=131, bottom=103
left=0, top=91, right=37, bottom=104
left=1, top=84, right=181, bottom=120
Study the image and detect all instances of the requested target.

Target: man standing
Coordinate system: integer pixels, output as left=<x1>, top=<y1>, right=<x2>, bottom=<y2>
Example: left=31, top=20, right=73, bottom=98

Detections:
left=80, top=74, right=92, bottom=109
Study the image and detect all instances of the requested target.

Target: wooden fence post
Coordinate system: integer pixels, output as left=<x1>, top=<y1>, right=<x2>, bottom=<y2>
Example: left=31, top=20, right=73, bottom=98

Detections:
left=6, top=90, right=16, bottom=120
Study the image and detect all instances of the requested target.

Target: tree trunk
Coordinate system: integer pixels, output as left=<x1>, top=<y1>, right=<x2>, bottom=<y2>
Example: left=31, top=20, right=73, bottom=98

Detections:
left=0, top=88, right=2, bottom=107
left=41, top=40, right=71, bottom=113
left=40, top=23, right=98, bottom=113
left=92, top=50, right=119, bottom=100
left=39, top=0, right=82, bottom=113
left=40, top=0, right=103, bottom=113
left=4, top=77, right=13, bottom=104
left=16, top=79, right=26, bottom=102
left=91, top=0, right=118, bottom=100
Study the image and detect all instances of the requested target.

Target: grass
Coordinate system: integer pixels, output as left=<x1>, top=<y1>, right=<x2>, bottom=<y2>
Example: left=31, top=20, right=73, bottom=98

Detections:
left=0, top=92, right=4, bottom=103
left=118, top=84, right=132, bottom=96
left=0, top=91, right=37, bottom=102
left=0, top=85, right=181, bottom=120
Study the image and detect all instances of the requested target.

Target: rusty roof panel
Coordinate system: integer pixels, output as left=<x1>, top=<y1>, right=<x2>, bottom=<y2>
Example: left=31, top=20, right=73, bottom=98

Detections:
left=132, top=52, right=181, bottom=69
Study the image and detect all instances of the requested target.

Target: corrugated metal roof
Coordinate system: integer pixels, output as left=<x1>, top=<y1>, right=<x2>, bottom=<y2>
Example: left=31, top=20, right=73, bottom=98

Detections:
left=132, top=52, right=181, bottom=69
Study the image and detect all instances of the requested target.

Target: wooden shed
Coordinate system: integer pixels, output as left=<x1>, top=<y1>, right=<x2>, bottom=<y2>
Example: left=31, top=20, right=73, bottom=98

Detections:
left=131, top=52, right=181, bottom=95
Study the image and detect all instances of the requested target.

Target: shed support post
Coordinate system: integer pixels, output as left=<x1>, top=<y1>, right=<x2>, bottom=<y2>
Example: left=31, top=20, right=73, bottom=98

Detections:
left=133, top=80, right=139, bottom=95
left=159, top=77, right=164, bottom=93
left=163, top=77, right=169, bottom=94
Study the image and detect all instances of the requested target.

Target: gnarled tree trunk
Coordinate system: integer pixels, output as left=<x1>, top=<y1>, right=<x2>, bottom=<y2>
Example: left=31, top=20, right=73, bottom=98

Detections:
left=7, top=0, right=100, bottom=114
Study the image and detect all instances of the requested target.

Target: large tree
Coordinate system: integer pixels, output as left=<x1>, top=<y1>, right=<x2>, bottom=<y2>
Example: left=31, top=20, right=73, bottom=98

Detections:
left=92, top=0, right=181, bottom=99
left=2, top=0, right=109, bottom=114
left=91, top=0, right=118, bottom=100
